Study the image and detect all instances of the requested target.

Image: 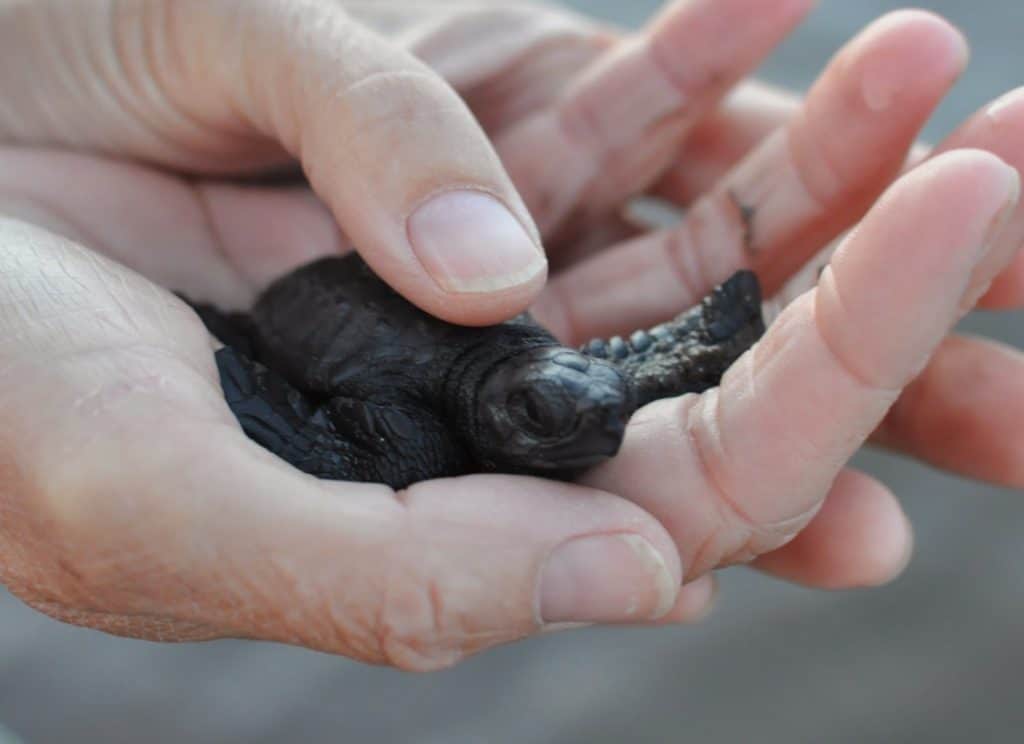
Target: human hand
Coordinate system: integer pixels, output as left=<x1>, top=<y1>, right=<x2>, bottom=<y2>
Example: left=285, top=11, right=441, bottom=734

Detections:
left=0, top=0, right=707, bottom=670
left=495, top=7, right=1024, bottom=585
left=356, top=2, right=1024, bottom=579
left=1, top=0, right=1021, bottom=670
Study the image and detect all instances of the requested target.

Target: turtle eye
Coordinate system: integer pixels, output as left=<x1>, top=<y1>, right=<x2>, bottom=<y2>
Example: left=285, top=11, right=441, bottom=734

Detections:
left=508, top=387, right=574, bottom=438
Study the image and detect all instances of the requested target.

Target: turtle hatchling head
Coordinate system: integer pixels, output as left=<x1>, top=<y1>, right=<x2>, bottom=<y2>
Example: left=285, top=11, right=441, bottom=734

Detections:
left=472, top=347, right=635, bottom=473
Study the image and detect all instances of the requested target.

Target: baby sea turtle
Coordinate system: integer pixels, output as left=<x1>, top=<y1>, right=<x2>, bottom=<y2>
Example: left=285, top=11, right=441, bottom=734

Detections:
left=187, top=253, right=764, bottom=488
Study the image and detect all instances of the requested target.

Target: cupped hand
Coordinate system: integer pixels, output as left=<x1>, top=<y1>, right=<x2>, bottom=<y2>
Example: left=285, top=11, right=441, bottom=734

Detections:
left=344, top=0, right=1024, bottom=498
left=503, top=4, right=1024, bottom=593
left=293, top=3, right=1024, bottom=585
left=499, top=6, right=1024, bottom=587
left=1, top=0, right=1022, bottom=670
left=0, top=0, right=710, bottom=670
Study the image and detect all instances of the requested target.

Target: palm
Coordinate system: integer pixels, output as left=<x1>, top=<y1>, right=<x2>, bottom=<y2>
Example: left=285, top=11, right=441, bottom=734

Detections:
left=2, top=3, right=1023, bottom=659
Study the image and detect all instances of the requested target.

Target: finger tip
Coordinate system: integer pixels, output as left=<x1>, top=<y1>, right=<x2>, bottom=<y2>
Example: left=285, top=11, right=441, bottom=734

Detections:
left=852, top=515, right=915, bottom=589
left=848, top=10, right=968, bottom=115
left=872, top=9, right=969, bottom=67
left=833, top=473, right=915, bottom=589
left=752, top=470, right=914, bottom=591
left=673, top=573, right=719, bottom=624
left=884, top=148, right=1017, bottom=236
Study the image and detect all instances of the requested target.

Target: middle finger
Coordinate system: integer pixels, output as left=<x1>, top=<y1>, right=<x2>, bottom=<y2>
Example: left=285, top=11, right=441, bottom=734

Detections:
left=534, top=11, right=967, bottom=342
left=496, top=0, right=815, bottom=243
left=581, top=150, right=1021, bottom=579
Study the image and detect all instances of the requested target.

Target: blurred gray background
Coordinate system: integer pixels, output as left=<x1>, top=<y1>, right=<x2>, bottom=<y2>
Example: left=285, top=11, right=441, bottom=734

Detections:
left=2, top=1, right=1022, bottom=742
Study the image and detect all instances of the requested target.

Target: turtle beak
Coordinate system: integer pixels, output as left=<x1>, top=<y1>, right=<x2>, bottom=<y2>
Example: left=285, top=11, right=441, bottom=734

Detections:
left=566, top=398, right=630, bottom=465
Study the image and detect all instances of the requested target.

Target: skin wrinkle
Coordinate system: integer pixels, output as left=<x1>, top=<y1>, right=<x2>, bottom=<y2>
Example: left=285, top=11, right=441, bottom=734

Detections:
left=685, top=529, right=719, bottom=583
left=44, top=473, right=242, bottom=631
left=105, top=1, right=288, bottom=168
left=84, top=0, right=195, bottom=160
left=815, top=267, right=917, bottom=395
left=702, top=189, right=751, bottom=282
left=373, top=553, right=423, bottom=670
left=557, top=42, right=654, bottom=157
left=682, top=391, right=757, bottom=531
left=783, top=118, right=847, bottom=226
left=459, top=26, right=610, bottom=127
left=190, top=183, right=257, bottom=296
left=24, top=597, right=220, bottom=642
left=156, top=0, right=261, bottom=147
left=232, top=1, right=353, bottom=157
left=659, top=214, right=703, bottom=303
left=109, top=0, right=216, bottom=158
left=300, top=89, right=490, bottom=200
left=646, top=28, right=704, bottom=101
left=340, top=68, right=443, bottom=104
left=682, top=380, right=824, bottom=571
left=244, top=503, right=386, bottom=653
left=212, top=545, right=308, bottom=645
left=383, top=543, right=473, bottom=668
left=17, top=348, right=224, bottom=454
left=0, top=4, right=54, bottom=140
left=703, top=190, right=759, bottom=291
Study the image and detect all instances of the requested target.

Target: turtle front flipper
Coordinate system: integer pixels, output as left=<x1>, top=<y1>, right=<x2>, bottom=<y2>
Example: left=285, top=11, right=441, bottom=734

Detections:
left=322, top=397, right=472, bottom=488
left=582, top=270, right=765, bottom=407
left=215, top=347, right=468, bottom=488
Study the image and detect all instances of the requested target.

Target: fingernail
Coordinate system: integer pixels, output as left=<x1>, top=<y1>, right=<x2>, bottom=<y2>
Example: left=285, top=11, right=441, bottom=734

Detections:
left=407, top=191, right=546, bottom=294
left=970, top=162, right=1019, bottom=258
left=979, top=163, right=1020, bottom=257
left=539, top=534, right=677, bottom=625
left=965, top=164, right=1022, bottom=309
left=985, top=86, right=1024, bottom=121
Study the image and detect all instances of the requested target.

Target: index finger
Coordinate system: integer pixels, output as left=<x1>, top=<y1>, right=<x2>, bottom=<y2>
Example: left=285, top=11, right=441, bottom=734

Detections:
left=581, top=150, right=1021, bottom=578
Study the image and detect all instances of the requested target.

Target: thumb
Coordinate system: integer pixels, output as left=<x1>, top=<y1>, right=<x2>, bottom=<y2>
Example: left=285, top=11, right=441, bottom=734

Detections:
left=0, top=0, right=547, bottom=324
left=51, top=429, right=684, bottom=671
left=182, top=449, right=684, bottom=670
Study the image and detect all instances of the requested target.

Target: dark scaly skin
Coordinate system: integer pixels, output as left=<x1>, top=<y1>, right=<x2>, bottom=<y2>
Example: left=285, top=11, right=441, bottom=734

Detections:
left=581, top=270, right=764, bottom=407
left=187, top=252, right=764, bottom=488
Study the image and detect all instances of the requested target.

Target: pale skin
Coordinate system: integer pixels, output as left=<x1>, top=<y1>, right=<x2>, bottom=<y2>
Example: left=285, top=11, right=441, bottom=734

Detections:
left=0, top=0, right=1022, bottom=671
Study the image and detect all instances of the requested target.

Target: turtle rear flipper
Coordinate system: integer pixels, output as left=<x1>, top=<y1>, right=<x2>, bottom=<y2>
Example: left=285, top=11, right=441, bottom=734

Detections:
left=215, top=347, right=467, bottom=488
left=702, top=269, right=763, bottom=343
left=583, top=270, right=766, bottom=407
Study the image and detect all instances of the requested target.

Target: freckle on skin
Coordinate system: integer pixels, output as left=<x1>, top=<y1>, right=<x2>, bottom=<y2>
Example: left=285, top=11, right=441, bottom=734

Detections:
left=727, top=189, right=757, bottom=256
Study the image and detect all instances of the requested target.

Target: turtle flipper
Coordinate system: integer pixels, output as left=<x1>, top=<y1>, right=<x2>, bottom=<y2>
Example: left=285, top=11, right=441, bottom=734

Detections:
left=215, top=347, right=466, bottom=488
left=582, top=270, right=765, bottom=407
left=214, top=346, right=352, bottom=478
left=322, top=397, right=471, bottom=488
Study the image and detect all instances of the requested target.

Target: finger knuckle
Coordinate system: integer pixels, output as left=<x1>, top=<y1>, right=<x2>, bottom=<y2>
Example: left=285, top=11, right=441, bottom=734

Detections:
left=368, top=576, right=465, bottom=672
left=788, top=124, right=851, bottom=210
left=679, top=392, right=753, bottom=531
left=814, top=274, right=906, bottom=396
